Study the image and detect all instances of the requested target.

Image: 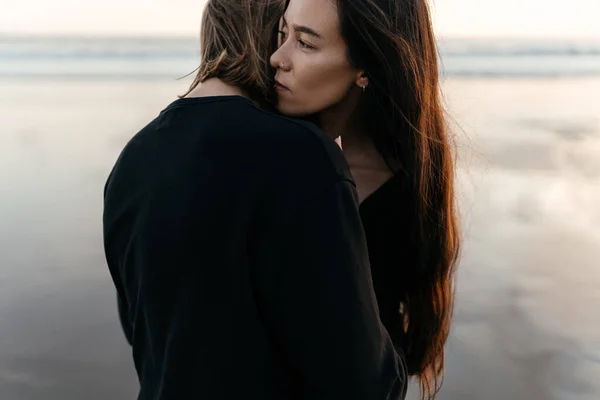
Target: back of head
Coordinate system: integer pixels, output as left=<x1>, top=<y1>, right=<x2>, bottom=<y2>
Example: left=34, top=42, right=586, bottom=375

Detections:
left=334, top=0, right=461, bottom=398
left=182, top=0, right=284, bottom=106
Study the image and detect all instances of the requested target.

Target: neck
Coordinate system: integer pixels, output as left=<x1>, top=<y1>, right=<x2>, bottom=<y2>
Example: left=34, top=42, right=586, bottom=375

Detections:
left=317, top=87, right=362, bottom=140
left=316, top=92, right=394, bottom=201
left=316, top=94, right=391, bottom=172
left=185, top=78, right=248, bottom=100
left=319, top=109, right=351, bottom=140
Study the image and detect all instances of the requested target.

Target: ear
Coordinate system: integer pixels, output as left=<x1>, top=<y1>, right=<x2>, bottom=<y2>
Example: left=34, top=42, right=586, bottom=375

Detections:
left=355, top=70, right=369, bottom=90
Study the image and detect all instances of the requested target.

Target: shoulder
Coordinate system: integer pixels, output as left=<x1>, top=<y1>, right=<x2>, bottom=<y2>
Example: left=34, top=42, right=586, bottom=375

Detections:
left=107, top=97, right=355, bottom=202
left=234, top=101, right=354, bottom=184
left=219, top=101, right=358, bottom=220
left=155, top=96, right=352, bottom=183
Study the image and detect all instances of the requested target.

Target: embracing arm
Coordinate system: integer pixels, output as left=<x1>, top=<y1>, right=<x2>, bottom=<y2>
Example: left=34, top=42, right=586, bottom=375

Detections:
left=254, top=178, right=407, bottom=399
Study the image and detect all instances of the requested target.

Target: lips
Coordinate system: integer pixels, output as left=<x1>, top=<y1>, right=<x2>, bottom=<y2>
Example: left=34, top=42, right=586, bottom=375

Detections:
left=274, top=80, right=289, bottom=91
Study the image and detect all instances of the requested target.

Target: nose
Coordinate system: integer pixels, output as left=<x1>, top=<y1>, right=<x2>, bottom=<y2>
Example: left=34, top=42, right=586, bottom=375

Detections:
left=270, top=44, right=291, bottom=71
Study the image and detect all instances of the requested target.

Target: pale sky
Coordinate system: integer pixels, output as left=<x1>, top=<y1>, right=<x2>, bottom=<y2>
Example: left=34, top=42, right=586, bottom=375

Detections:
left=1, top=0, right=599, bottom=38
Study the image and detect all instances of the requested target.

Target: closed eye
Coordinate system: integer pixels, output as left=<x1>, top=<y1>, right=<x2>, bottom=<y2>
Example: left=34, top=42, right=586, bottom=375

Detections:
left=297, top=39, right=314, bottom=50
left=277, top=30, right=288, bottom=47
left=279, top=30, right=314, bottom=50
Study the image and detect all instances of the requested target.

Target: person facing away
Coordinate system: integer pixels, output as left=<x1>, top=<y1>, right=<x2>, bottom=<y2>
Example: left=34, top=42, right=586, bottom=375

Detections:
left=269, top=0, right=461, bottom=398
left=102, top=0, right=408, bottom=399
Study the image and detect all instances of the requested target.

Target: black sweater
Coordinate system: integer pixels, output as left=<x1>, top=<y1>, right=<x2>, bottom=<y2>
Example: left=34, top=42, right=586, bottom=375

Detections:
left=103, top=96, right=407, bottom=400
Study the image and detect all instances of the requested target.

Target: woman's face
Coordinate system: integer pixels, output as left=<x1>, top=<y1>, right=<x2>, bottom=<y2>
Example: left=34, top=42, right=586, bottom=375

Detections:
left=269, top=0, right=362, bottom=117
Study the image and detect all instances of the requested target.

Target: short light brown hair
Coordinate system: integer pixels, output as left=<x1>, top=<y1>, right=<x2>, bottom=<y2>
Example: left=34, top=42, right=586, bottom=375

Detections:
left=181, top=0, right=283, bottom=105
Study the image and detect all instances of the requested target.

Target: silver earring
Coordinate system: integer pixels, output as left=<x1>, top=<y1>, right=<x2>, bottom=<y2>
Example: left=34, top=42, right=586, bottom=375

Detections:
left=361, top=84, right=366, bottom=92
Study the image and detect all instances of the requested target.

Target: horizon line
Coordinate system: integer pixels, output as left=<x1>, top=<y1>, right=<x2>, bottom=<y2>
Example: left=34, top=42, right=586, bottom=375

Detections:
left=2, top=32, right=600, bottom=41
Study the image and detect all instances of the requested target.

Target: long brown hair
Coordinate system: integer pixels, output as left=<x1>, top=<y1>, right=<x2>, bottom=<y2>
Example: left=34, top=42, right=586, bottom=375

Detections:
left=336, top=0, right=460, bottom=397
left=181, top=0, right=283, bottom=105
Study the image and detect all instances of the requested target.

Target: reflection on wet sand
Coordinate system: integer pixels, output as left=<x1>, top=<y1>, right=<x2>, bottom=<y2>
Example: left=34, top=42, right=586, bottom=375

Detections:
left=1, top=79, right=599, bottom=399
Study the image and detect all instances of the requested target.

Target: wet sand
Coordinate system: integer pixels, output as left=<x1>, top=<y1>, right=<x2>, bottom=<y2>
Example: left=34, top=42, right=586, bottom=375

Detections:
left=1, top=79, right=599, bottom=399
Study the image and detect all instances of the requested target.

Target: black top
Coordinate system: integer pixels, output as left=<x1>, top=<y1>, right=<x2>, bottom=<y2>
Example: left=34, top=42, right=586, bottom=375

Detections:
left=359, top=173, right=408, bottom=350
left=103, top=96, right=407, bottom=400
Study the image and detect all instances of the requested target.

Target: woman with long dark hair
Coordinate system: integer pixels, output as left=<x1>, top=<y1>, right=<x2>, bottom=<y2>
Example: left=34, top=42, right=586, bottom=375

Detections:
left=270, top=0, right=461, bottom=397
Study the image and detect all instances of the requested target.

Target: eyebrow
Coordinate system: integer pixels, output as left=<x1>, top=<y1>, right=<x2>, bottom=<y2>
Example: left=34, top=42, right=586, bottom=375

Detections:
left=282, top=16, right=323, bottom=39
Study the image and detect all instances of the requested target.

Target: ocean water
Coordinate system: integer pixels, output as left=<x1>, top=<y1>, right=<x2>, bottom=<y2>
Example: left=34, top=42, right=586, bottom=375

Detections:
left=0, top=37, right=599, bottom=399
left=1, top=36, right=600, bottom=79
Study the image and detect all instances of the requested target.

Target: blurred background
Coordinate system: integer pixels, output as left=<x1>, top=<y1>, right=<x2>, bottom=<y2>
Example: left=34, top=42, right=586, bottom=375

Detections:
left=1, top=0, right=599, bottom=399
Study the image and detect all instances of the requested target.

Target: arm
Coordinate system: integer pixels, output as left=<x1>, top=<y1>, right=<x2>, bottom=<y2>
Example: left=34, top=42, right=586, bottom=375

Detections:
left=103, top=169, right=134, bottom=346
left=117, top=292, right=133, bottom=345
left=254, top=179, right=407, bottom=399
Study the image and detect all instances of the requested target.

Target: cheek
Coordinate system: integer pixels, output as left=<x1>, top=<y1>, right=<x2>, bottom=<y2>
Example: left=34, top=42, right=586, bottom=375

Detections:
left=277, top=55, right=355, bottom=116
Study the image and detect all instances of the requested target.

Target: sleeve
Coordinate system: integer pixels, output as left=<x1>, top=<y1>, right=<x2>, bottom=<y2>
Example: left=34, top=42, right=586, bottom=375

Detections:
left=254, top=179, right=407, bottom=399
left=104, top=168, right=133, bottom=346
left=117, top=292, right=133, bottom=346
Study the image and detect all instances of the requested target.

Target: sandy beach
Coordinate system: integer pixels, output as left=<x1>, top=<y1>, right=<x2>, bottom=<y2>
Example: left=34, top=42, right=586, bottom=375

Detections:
left=1, top=76, right=599, bottom=399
